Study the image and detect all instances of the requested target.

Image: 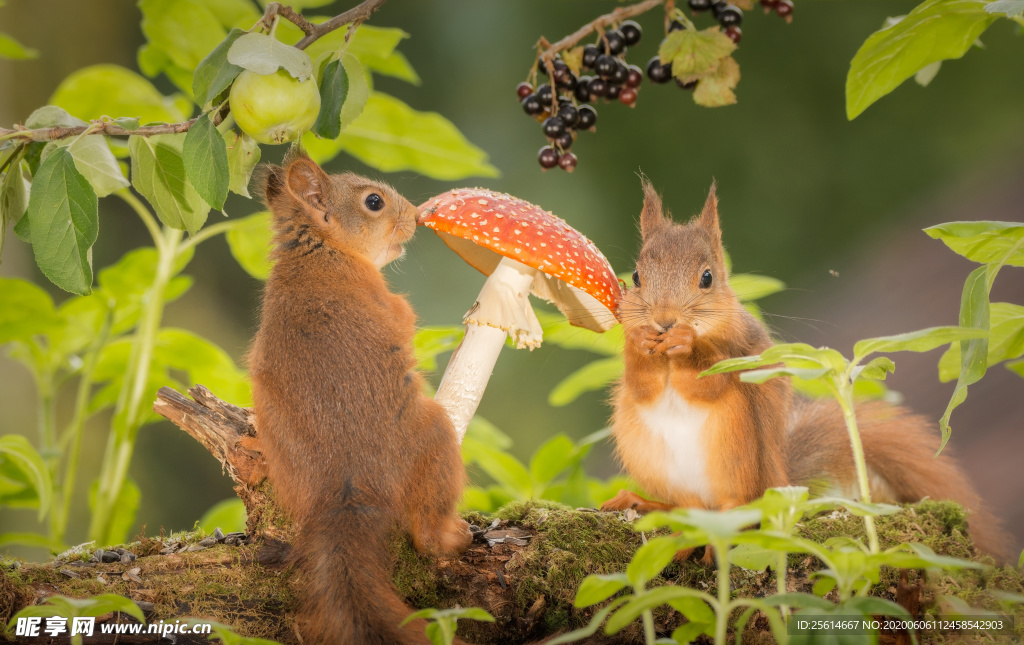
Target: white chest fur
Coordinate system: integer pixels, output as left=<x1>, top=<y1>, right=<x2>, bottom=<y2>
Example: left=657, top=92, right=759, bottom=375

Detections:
left=637, top=389, right=713, bottom=503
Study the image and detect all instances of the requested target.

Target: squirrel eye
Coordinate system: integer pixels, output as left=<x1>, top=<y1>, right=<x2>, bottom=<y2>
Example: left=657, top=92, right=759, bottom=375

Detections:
left=365, top=193, right=384, bottom=212
left=699, top=269, right=713, bottom=289
left=632, top=270, right=641, bottom=288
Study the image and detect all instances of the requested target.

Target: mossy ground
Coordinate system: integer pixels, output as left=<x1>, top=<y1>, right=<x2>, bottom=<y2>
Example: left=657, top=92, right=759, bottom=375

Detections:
left=3, top=501, right=1021, bottom=644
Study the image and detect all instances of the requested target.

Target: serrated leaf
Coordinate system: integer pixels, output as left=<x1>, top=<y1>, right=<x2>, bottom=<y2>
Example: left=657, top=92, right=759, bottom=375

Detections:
left=225, top=211, right=273, bottom=279
left=693, top=55, right=740, bottom=107
left=25, top=105, right=86, bottom=129
left=192, top=27, right=245, bottom=107
left=227, top=32, right=313, bottom=80
left=25, top=148, right=98, bottom=295
left=548, top=356, right=624, bottom=406
left=278, top=21, right=420, bottom=84
left=183, top=113, right=230, bottom=210
left=846, top=0, right=997, bottom=119
left=223, top=130, right=260, bottom=198
left=338, top=54, right=369, bottom=132
left=312, top=58, right=348, bottom=139
left=129, top=134, right=211, bottom=235
left=985, top=0, right=1024, bottom=16
left=939, top=265, right=990, bottom=451
left=0, top=32, right=38, bottom=60
left=50, top=64, right=190, bottom=125
left=46, top=135, right=130, bottom=198
left=659, top=27, right=736, bottom=79
left=1, top=162, right=29, bottom=258
left=924, top=220, right=1024, bottom=266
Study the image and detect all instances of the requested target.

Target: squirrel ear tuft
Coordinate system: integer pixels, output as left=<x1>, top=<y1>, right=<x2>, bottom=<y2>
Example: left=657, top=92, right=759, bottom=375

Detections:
left=697, top=180, right=721, bottom=241
left=639, top=179, right=668, bottom=238
left=283, top=149, right=330, bottom=216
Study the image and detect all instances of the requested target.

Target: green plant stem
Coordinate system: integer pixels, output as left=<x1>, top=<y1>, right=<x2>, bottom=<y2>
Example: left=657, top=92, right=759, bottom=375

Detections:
left=51, top=312, right=112, bottom=544
left=115, top=190, right=164, bottom=252
left=835, top=384, right=880, bottom=553
left=776, top=551, right=789, bottom=620
left=89, top=226, right=182, bottom=543
left=177, top=219, right=237, bottom=253
left=715, top=540, right=730, bottom=645
left=641, top=609, right=656, bottom=645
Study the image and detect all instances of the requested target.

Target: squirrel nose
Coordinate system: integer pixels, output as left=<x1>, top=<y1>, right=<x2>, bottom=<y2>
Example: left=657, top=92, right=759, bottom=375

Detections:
left=654, top=319, right=675, bottom=332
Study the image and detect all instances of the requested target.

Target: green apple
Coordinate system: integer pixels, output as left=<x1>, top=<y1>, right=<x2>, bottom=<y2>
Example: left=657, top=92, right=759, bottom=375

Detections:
left=229, top=69, right=320, bottom=145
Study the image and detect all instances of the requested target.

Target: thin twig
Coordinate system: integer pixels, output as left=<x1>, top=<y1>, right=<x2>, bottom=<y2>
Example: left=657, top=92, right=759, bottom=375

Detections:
left=0, top=0, right=388, bottom=144
left=538, top=0, right=664, bottom=64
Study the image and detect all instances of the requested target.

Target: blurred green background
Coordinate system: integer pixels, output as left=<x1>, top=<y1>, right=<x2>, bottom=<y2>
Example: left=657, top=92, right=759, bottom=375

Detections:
left=1, top=0, right=1023, bottom=557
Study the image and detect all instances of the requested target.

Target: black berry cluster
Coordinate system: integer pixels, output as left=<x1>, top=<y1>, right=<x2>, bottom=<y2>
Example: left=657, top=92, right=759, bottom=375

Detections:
left=686, top=0, right=745, bottom=43
left=518, top=20, right=646, bottom=171
left=760, top=0, right=795, bottom=21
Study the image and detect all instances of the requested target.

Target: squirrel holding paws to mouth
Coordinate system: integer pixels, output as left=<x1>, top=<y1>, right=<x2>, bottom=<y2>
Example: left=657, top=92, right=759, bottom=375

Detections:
left=602, top=180, right=1009, bottom=560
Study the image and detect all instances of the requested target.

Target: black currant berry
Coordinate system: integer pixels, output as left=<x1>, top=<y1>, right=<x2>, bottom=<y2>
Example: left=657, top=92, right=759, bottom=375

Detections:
left=669, top=19, right=687, bottom=32
left=558, top=152, right=578, bottom=172
left=542, top=116, right=566, bottom=138
left=605, top=83, right=622, bottom=100
left=611, top=60, right=629, bottom=84
left=602, top=29, right=626, bottom=55
left=625, top=65, right=644, bottom=88
left=717, top=5, right=743, bottom=26
left=577, top=105, right=597, bottom=130
left=676, top=78, right=698, bottom=91
left=688, top=0, right=712, bottom=12
left=619, top=86, right=638, bottom=107
left=538, top=146, right=559, bottom=169
left=557, top=103, right=579, bottom=127
left=556, top=70, right=578, bottom=90
left=521, top=94, right=543, bottom=116
left=646, top=57, right=673, bottom=84
left=588, top=77, right=609, bottom=97
left=724, top=25, right=742, bottom=44
left=555, top=130, right=574, bottom=151
left=575, top=76, right=593, bottom=102
left=761, top=0, right=778, bottom=7
left=536, top=83, right=553, bottom=105
left=516, top=82, right=533, bottom=99
left=775, top=0, right=794, bottom=17
left=620, top=20, right=642, bottom=46
left=536, top=57, right=549, bottom=75
left=595, top=54, right=618, bottom=78
left=582, top=44, right=601, bottom=69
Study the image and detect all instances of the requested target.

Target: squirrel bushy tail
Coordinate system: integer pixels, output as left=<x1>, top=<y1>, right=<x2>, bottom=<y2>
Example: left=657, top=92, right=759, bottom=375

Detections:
left=787, top=398, right=1012, bottom=560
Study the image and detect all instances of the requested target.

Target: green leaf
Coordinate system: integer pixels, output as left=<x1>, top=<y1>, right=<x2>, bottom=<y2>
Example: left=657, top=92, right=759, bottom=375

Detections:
left=198, top=497, right=247, bottom=533
left=303, top=92, right=499, bottom=180
left=985, top=0, right=1024, bottom=17
left=1007, top=358, right=1024, bottom=379
left=739, top=366, right=830, bottom=384
left=853, top=356, right=896, bottom=381
left=103, top=477, right=141, bottom=545
left=463, top=416, right=513, bottom=451
left=338, top=54, right=370, bottom=133
left=224, top=130, right=261, bottom=198
left=548, top=597, right=629, bottom=645
left=46, top=135, right=130, bottom=198
left=730, top=273, right=785, bottom=302
left=156, top=328, right=251, bottom=406
left=413, top=325, right=464, bottom=371
left=658, top=27, right=736, bottom=79
left=192, top=27, right=246, bottom=107
left=461, top=440, right=532, bottom=499
left=50, top=64, right=190, bottom=124
left=529, top=434, right=577, bottom=487
left=312, top=58, right=348, bottom=139
left=668, top=595, right=715, bottom=624
left=637, top=507, right=761, bottom=543
left=98, top=247, right=192, bottom=335
left=140, top=0, right=228, bottom=72
left=939, top=265, right=990, bottom=451
left=1, top=162, right=30, bottom=258
left=183, top=113, right=230, bottom=210
left=0, top=532, right=59, bottom=550
left=842, top=595, right=911, bottom=619
left=26, top=148, right=98, bottom=295
left=0, top=32, right=38, bottom=60
left=924, top=220, right=1024, bottom=267
left=536, top=309, right=623, bottom=356
left=853, top=325, right=987, bottom=362
left=939, top=302, right=1024, bottom=380
left=847, top=0, right=998, bottom=119
left=0, top=434, right=53, bottom=520
left=0, top=278, right=59, bottom=343
left=729, top=542, right=777, bottom=570
left=574, top=573, right=630, bottom=607
left=548, top=357, right=623, bottom=406
left=129, top=134, right=211, bottom=235
left=346, top=24, right=420, bottom=84
left=225, top=211, right=273, bottom=279
left=626, top=536, right=680, bottom=588
left=227, top=32, right=314, bottom=80
left=25, top=105, right=86, bottom=129
left=112, top=117, right=141, bottom=131
left=692, top=55, right=740, bottom=108
left=606, top=586, right=712, bottom=634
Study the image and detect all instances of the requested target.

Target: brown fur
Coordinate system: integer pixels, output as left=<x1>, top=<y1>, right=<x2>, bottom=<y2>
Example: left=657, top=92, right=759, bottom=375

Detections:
left=246, top=151, right=471, bottom=644
left=605, top=181, right=1010, bottom=561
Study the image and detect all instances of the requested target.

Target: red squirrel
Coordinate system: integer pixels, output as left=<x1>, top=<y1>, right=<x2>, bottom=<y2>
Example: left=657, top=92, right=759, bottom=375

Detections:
left=246, top=151, right=472, bottom=644
left=602, top=181, right=1009, bottom=559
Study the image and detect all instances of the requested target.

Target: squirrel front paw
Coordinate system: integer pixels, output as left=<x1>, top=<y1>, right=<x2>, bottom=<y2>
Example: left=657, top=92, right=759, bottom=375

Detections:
left=655, top=324, right=695, bottom=356
left=627, top=324, right=664, bottom=355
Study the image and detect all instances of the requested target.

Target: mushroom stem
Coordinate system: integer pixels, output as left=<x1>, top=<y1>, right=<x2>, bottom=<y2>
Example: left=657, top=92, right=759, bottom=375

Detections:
left=436, top=257, right=541, bottom=441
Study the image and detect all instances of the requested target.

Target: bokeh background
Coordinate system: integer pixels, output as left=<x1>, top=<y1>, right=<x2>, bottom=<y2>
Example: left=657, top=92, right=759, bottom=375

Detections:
left=1, top=0, right=1023, bottom=559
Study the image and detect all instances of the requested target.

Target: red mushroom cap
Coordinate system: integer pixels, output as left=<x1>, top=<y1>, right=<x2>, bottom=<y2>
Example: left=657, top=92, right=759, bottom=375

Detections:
left=418, top=188, right=622, bottom=318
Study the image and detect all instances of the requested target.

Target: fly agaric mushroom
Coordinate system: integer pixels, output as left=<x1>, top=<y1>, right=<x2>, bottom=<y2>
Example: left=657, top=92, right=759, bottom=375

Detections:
left=418, top=188, right=622, bottom=440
